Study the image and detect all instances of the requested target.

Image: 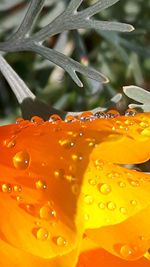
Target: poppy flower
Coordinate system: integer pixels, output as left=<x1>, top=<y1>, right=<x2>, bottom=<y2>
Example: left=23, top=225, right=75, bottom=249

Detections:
left=0, top=111, right=150, bottom=267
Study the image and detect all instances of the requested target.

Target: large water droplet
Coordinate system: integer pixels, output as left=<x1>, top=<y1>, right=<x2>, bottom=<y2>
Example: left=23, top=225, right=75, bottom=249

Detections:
left=141, top=128, right=150, bottom=137
left=13, top=150, right=30, bottom=170
left=99, top=183, right=111, bottom=195
left=36, top=227, right=49, bottom=241
left=55, top=236, right=67, bottom=246
left=1, top=183, right=12, bottom=193
left=119, top=244, right=136, bottom=259
left=49, top=114, right=62, bottom=123
left=39, top=205, right=56, bottom=221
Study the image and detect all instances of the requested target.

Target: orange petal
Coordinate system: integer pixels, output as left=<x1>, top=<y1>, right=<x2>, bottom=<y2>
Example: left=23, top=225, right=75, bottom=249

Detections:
left=89, top=112, right=150, bottom=164
left=0, top=120, right=85, bottom=262
left=76, top=248, right=150, bottom=267
left=0, top=237, right=80, bottom=267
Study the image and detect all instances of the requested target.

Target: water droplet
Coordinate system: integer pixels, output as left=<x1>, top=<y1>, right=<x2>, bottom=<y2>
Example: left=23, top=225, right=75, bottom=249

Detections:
left=79, top=111, right=94, bottom=121
left=35, top=180, right=47, bottom=190
left=125, top=108, right=137, bottom=116
left=99, top=183, right=111, bottom=195
left=120, top=207, right=127, bottom=214
left=65, top=115, right=76, bottom=123
left=13, top=185, right=22, bottom=193
left=4, top=138, right=16, bottom=148
left=39, top=205, right=56, bottom=220
left=94, top=159, right=103, bottom=170
left=54, top=169, right=65, bottom=179
left=55, top=236, right=67, bottom=246
left=141, top=128, right=150, bottom=137
left=106, top=110, right=120, bottom=118
left=84, top=194, right=94, bottom=205
left=1, top=183, right=12, bottom=193
left=71, top=153, right=83, bottom=161
left=139, top=121, right=149, bottom=128
left=107, top=201, right=116, bottom=210
left=64, top=174, right=76, bottom=182
left=36, top=227, right=49, bottom=241
left=13, top=150, right=30, bottom=170
left=31, top=116, right=44, bottom=124
left=88, top=179, right=97, bottom=186
left=16, top=118, right=24, bottom=124
left=130, top=200, right=137, bottom=206
left=16, top=195, right=23, bottom=201
left=129, top=179, right=140, bottom=187
left=107, top=172, right=119, bottom=179
left=119, top=244, right=135, bottom=259
left=124, top=119, right=134, bottom=126
left=72, top=184, right=80, bottom=195
left=49, top=114, right=62, bottom=123
left=98, top=202, right=106, bottom=209
left=118, top=181, right=126, bottom=188
left=59, top=139, right=75, bottom=149
left=94, top=111, right=106, bottom=118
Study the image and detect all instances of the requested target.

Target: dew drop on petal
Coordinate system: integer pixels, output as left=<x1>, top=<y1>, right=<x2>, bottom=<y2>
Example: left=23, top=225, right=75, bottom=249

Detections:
left=119, top=244, right=136, bottom=259
left=13, top=150, right=30, bottom=170
left=107, top=201, right=116, bottom=210
left=54, top=169, right=65, bottom=179
left=59, top=139, right=75, bottom=149
left=125, top=108, right=137, bottom=116
left=88, top=179, right=97, bottom=186
left=13, top=185, right=22, bottom=193
left=98, top=202, right=106, bottom=209
left=118, top=181, right=126, bottom=188
left=129, top=179, right=140, bottom=187
left=72, top=184, right=80, bottom=195
left=99, top=183, right=111, bottom=195
left=36, top=228, right=49, bottom=241
left=55, top=236, right=67, bottom=246
left=120, top=207, right=127, bottom=214
left=130, top=200, right=137, bottom=206
left=1, top=183, right=12, bottom=193
left=140, top=128, right=150, bottom=137
left=39, top=205, right=56, bottom=221
left=49, top=114, right=62, bottom=123
left=35, top=180, right=47, bottom=190
left=84, top=194, right=94, bottom=205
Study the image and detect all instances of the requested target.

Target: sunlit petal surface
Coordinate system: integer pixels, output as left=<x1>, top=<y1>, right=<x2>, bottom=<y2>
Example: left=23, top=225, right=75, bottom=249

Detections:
left=0, top=112, right=150, bottom=266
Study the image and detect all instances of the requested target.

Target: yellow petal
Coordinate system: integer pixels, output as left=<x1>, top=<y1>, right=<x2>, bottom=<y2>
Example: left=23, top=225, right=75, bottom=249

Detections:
left=82, top=160, right=150, bottom=228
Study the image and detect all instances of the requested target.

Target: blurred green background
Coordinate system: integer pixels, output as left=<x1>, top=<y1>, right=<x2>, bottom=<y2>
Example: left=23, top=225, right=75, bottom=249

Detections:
left=0, top=0, right=150, bottom=124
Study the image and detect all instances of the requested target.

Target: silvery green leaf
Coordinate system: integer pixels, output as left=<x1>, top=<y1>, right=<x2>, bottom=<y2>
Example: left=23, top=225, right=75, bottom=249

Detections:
left=123, top=86, right=150, bottom=104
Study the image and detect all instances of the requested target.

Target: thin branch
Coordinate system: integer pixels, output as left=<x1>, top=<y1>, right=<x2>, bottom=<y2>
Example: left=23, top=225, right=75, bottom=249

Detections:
left=80, top=0, right=119, bottom=18
left=9, top=0, right=45, bottom=40
left=32, top=1, right=133, bottom=42
left=29, top=44, right=108, bottom=86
